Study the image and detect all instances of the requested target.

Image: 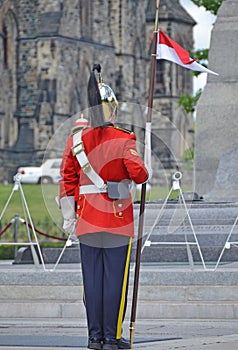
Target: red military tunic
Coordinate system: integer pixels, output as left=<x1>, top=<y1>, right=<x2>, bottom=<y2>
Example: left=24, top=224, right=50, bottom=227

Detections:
left=59, top=124, right=148, bottom=238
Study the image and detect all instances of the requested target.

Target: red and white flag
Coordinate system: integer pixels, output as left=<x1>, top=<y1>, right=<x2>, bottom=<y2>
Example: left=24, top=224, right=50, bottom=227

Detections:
left=156, top=30, right=218, bottom=75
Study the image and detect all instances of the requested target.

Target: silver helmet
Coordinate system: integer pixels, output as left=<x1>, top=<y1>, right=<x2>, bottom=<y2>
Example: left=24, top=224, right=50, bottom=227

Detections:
left=98, top=80, right=118, bottom=123
left=88, top=64, right=118, bottom=125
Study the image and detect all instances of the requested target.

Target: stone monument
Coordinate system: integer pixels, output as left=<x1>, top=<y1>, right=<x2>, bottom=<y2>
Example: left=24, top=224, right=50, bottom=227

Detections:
left=194, top=0, right=238, bottom=201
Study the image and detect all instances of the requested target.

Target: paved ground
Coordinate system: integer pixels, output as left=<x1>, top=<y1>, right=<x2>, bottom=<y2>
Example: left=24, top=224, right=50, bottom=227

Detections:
left=0, top=318, right=238, bottom=349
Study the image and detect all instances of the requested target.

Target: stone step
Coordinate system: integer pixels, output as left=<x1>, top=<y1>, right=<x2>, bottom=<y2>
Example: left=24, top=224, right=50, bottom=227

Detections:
left=142, top=225, right=238, bottom=235
left=134, top=201, right=238, bottom=226
left=133, top=201, right=238, bottom=263
left=1, top=267, right=238, bottom=320
left=141, top=232, right=238, bottom=245
left=138, top=246, right=238, bottom=263
left=1, top=284, right=238, bottom=302
left=136, top=300, right=238, bottom=319
left=1, top=299, right=238, bottom=320
left=0, top=300, right=86, bottom=319
left=14, top=243, right=238, bottom=264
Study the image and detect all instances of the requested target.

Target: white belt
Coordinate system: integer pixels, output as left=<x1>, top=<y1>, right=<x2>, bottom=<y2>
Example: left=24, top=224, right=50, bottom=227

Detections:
left=80, top=184, right=107, bottom=195
left=72, top=130, right=105, bottom=189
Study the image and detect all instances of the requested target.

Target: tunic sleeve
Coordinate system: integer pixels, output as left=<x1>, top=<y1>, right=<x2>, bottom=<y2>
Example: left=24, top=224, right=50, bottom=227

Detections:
left=59, top=136, right=79, bottom=198
left=123, top=135, right=149, bottom=184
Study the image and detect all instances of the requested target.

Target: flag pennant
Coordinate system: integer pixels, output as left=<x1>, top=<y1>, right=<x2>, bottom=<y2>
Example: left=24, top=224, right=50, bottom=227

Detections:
left=156, top=30, right=218, bottom=76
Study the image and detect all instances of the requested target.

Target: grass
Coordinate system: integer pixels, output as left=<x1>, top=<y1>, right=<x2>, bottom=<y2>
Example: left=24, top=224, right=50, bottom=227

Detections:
left=0, top=184, right=54, bottom=220
left=0, top=184, right=63, bottom=242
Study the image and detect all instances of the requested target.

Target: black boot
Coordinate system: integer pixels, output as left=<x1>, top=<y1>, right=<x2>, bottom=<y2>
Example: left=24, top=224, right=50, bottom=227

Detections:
left=117, top=337, right=130, bottom=349
left=88, top=336, right=102, bottom=350
left=103, top=339, right=118, bottom=350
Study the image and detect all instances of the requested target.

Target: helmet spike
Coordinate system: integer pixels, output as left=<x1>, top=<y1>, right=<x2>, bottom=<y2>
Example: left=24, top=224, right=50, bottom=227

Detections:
left=92, top=64, right=101, bottom=73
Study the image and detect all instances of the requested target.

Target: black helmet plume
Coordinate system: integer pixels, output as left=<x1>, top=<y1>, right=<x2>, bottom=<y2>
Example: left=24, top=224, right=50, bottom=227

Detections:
left=87, top=64, right=104, bottom=127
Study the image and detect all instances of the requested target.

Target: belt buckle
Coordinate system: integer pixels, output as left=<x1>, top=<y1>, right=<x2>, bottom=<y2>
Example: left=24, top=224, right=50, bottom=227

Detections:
left=82, top=162, right=91, bottom=173
left=71, top=142, right=84, bottom=156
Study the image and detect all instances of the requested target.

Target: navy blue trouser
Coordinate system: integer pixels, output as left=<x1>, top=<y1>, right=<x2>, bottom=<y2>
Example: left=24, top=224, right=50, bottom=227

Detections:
left=79, top=232, right=132, bottom=341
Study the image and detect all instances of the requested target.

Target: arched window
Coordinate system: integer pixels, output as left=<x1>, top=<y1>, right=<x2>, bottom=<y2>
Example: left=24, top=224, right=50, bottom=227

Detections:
left=1, top=9, right=18, bottom=147
left=3, top=10, right=18, bottom=72
left=80, top=1, right=92, bottom=39
left=155, top=60, right=165, bottom=94
left=3, top=23, right=8, bottom=68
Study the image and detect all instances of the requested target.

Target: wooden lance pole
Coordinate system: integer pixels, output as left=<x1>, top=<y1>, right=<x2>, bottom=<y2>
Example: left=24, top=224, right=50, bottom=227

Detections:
left=129, top=0, right=160, bottom=348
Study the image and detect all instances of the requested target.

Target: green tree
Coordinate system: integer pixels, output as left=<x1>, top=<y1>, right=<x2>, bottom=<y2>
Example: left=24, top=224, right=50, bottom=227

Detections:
left=191, top=0, right=223, bottom=15
left=178, top=89, right=202, bottom=114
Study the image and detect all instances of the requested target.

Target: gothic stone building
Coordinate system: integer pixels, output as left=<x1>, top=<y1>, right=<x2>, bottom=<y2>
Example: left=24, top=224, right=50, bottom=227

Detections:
left=0, top=0, right=195, bottom=184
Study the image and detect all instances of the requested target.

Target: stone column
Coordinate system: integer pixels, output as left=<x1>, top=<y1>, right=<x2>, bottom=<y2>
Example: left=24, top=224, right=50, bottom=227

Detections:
left=194, top=0, right=238, bottom=201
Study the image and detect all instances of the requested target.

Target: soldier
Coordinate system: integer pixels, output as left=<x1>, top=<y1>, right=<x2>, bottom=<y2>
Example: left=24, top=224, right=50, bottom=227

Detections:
left=59, top=64, right=149, bottom=350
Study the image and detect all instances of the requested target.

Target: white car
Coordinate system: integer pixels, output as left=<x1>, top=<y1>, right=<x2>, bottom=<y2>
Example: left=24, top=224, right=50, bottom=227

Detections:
left=17, top=158, right=62, bottom=184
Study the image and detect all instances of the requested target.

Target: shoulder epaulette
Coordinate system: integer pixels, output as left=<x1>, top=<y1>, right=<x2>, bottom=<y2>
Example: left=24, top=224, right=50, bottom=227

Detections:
left=114, top=126, right=134, bottom=134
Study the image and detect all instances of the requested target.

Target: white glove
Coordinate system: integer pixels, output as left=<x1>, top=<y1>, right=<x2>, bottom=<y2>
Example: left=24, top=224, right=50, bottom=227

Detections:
left=63, top=218, right=77, bottom=237
left=60, top=196, right=76, bottom=237
left=145, top=164, right=153, bottom=182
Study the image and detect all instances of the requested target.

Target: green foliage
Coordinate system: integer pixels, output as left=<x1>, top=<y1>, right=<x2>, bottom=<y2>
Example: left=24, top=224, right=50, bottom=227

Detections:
left=191, top=0, right=223, bottom=15
left=135, top=187, right=181, bottom=202
left=181, top=149, right=194, bottom=171
left=0, top=245, right=16, bottom=260
left=182, top=148, right=194, bottom=162
left=192, top=49, right=209, bottom=61
left=178, top=89, right=202, bottom=114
